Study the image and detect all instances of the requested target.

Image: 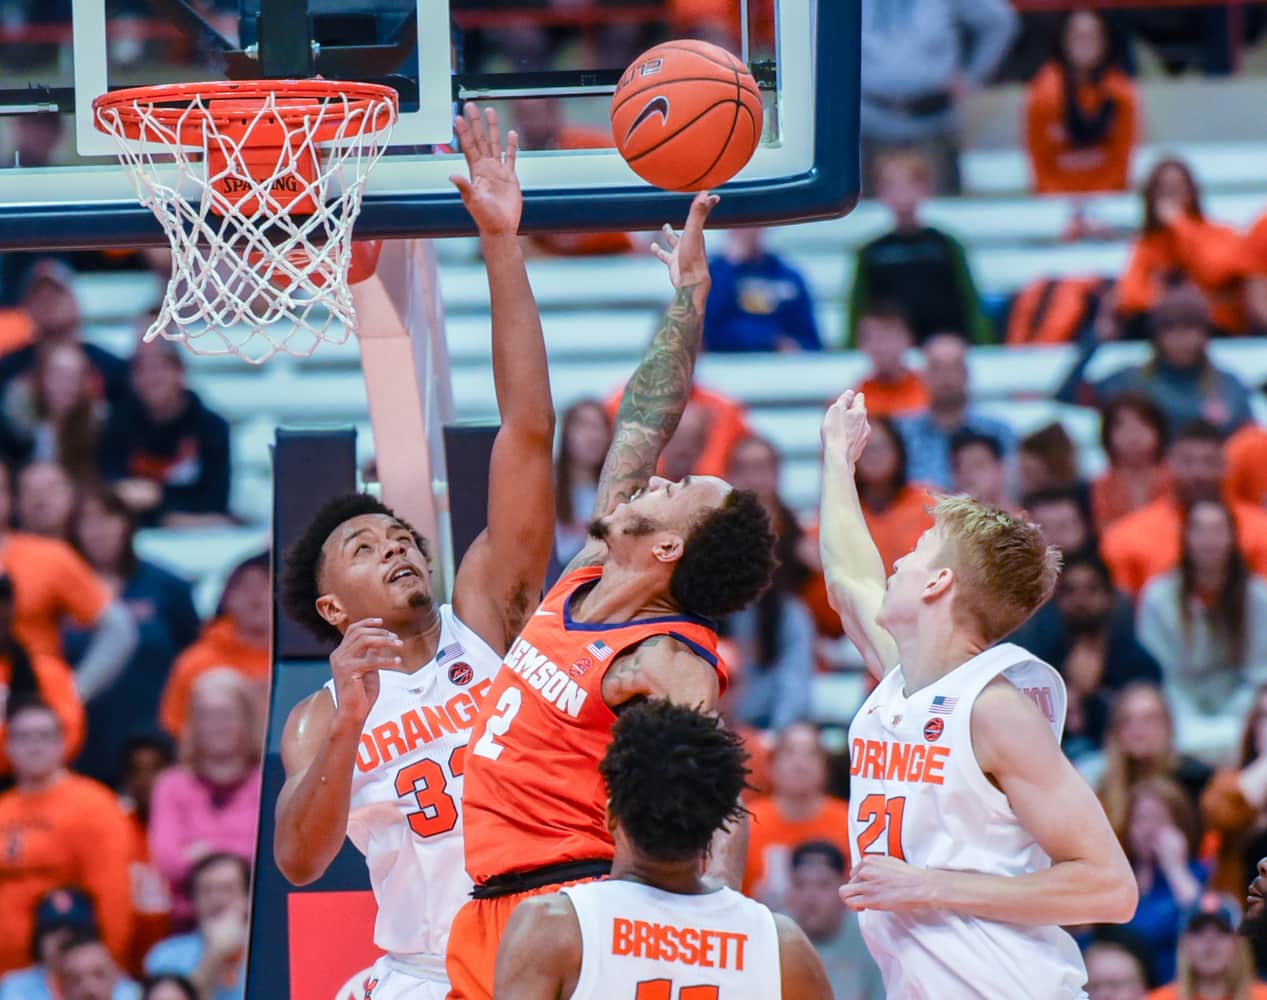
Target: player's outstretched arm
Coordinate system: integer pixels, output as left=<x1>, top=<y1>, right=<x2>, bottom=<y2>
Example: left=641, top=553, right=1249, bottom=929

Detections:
left=274, top=619, right=397, bottom=885
left=819, top=391, right=899, bottom=680
left=449, top=103, right=557, bottom=653
left=773, top=914, right=835, bottom=1000
left=492, top=894, right=581, bottom=1000
left=841, top=679, right=1138, bottom=925
left=563, top=193, right=718, bottom=574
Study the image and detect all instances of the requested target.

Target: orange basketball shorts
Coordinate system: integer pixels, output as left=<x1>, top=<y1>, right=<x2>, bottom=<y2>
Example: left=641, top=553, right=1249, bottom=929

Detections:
left=444, top=876, right=599, bottom=1000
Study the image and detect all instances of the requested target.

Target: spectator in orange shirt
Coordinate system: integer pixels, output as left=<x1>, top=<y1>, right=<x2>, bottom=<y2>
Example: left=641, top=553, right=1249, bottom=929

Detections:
left=853, top=304, right=929, bottom=419
left=743, top=723, right=851, bottom=909
left=1092, top=393, right=1173, bottom=535
left=158, top=555, right=269, bottom=739
left=853, top=415, right=936, bottom=574
left=0, top=575, right=82, bottom=776
left=0, top=699, right=134, bottom=975
left=1024, top=9, right=1138, bottom=195
left=0, top=463, right=136, bottom=701
left=1148, top=895, right=1267, bottom=1000
left=1101, top=420, right=1267, bottom=596
left=1239, top=205, right=1267, bottom=333
left=1117, top=159, right=1248, bottom=335
left=1226, top=422, right=1267, bottom=509
left=513, top=99, right=633, bottom=257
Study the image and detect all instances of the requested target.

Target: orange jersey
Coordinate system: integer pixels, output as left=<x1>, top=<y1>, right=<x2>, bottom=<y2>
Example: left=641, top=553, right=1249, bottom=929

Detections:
left=461, top=566, right=723, bottom=884
left=0, top=773, right=134, bottom=973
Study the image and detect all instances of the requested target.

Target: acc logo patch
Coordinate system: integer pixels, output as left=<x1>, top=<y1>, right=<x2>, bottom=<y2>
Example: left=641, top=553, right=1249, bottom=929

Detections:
left=448, top=662, right=473, bottom=686
left=923, top=717, right=944, bottom=743
left=569, top=656, right=593, bottom=679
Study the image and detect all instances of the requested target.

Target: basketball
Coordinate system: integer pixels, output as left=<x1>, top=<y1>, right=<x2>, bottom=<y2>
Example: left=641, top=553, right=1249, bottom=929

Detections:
left=611, top=40, right=763, bottom=192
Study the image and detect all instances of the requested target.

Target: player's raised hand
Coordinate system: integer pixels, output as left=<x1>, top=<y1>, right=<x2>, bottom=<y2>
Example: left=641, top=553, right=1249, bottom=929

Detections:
left=651, top=191, right=719, bottom=290
left=838, top=855, right=928, bottom=912
left=329, top=617, right=400, bottom=723
left=450, top=103, right=521, bottom=237
left=822, top=390, right=872, bottom=467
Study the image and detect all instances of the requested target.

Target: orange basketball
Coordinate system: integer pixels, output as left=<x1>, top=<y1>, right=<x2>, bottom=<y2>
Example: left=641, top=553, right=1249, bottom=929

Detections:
left=611, top=40, right=763, bottom=192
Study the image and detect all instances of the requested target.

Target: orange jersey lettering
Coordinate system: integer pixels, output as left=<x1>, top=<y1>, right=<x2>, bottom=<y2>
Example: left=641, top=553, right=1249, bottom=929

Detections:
left=461, top=567, right=724, bottom=883
left=850, top=737, right=950, bottom=785
left=611, top=918, right=747, bottom=970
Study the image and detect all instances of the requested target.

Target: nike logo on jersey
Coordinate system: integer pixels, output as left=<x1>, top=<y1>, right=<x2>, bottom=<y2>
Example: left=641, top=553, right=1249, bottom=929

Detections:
left=533, top=609, right=556, bottom=617
left=850, top=737, right=949, bottom=785
left=503, top=636, right=588, bottom=719
left=355, top=679, right=494, bottom=772
left=625, top=96, right=670, bottom=143
left=612, top=918, right=748, bottom=970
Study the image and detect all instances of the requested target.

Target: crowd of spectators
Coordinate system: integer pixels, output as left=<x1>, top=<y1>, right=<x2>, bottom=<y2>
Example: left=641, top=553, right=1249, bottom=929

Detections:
left=9, top=4, right=1267, bottom=998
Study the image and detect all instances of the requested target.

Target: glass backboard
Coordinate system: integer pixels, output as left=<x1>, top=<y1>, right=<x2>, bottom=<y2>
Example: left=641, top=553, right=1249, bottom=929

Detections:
left=0, top=0, right=856, bottom=248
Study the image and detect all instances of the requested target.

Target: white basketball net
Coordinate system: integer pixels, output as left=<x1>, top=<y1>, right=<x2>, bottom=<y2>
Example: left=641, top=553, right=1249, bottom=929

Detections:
left=93, top=82, right=397, bottom=364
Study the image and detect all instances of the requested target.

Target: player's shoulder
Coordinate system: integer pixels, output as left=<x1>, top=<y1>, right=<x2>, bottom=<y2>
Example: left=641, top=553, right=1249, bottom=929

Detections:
left=503, top=891, right=581, bottom=948
left=280, top=688, right=336, bottom=769
left=970, top=675, right=1058, bottom=769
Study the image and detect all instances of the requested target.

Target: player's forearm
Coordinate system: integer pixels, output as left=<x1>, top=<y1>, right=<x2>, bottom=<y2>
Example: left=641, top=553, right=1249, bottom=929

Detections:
left=704, top=807, right=748, bottom=890
left=482, top=233, right=555, bottom=441
left=593, top=281, right=708, bottom=512
left=927, top=858, right=1137, bottom=926
left=820, top=450, right=886, bottom=595
left=274, top=718, right=363, bottom=885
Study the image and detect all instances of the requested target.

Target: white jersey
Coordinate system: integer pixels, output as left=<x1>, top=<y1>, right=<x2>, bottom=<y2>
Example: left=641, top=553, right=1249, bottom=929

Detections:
left=848, top=643, right=1088, bottom=1000
left=560, top=880, right=782, bottom=999
left=323, top=605, right=501, bottom=973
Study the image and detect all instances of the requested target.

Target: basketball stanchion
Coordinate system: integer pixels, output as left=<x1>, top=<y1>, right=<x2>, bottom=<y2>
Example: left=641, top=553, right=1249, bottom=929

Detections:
left=92, top=79, right=398, bottom=364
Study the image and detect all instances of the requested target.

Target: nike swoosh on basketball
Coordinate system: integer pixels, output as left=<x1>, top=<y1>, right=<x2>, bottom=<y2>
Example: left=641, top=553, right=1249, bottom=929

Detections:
left=625, top=96, right=670, bottom=143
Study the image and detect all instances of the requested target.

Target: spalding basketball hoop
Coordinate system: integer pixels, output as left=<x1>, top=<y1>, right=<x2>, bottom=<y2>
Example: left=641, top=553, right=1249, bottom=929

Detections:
left=93, top=79, right=398, bottom=363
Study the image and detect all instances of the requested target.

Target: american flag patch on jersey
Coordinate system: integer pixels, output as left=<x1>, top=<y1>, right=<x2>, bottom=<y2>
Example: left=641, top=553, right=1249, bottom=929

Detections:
left=436, top=641, right=462, bottom=664
left=929, top=695, right=958, bottom=715
left=585, top=639, right=615, bottom=662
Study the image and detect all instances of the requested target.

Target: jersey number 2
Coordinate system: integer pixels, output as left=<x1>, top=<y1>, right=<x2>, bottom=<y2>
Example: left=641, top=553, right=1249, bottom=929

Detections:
left=471, top=687, right=522, bottom=761
left=394, top=746, right=466, bottom=838
left=635, top=982, right=719, bottom=1000
left=855, top=793, right=907, bottom=861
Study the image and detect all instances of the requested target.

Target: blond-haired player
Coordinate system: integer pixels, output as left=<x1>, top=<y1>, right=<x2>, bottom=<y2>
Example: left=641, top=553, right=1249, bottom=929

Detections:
left=820, top=390, right=1137, bottom=999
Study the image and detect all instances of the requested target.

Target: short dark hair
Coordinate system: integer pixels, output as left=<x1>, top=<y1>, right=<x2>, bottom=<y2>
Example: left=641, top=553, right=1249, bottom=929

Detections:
left=949, top=428, right=1004, bottom=464
left=281, top=493, right=430, bottom=642
left=790, top=840, right=846, bottom=876
left=188, top=852, right=251, bottom=898
left=141, top=976, right=199, bottom=1000
left=1059, top=549, right=1113, bottom=590
left=1022, top=484, right=1089, bottom=516
left=600, top=699, right=751, bottom=863
left=5, top=694, right=59, bottom=728
left=1100, top=392, right=1170, bottom=461
left=58, top=927, right=108, bottom=962
left=669, top=489, right=775, bottom=619
left=857, top=301, right=912, bottom=333
left=1172, top=418, right=1225, bottom=448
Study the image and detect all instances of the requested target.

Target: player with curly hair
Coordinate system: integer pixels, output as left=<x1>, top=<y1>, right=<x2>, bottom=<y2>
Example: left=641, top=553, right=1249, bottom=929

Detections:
left=445, top=193, right=777, bottom=1000
left=272, top=104, right=559, bottom=1000
left=493, top=700, right=832, bottom=999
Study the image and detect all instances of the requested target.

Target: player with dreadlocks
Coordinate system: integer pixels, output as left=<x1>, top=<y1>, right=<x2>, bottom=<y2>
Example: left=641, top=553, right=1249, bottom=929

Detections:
left=493, top=699, right=832, bottom=999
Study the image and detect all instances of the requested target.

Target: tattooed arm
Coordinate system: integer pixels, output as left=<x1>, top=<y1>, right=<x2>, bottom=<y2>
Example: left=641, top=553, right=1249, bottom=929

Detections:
left=564, top=192, right=720, bottom=573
